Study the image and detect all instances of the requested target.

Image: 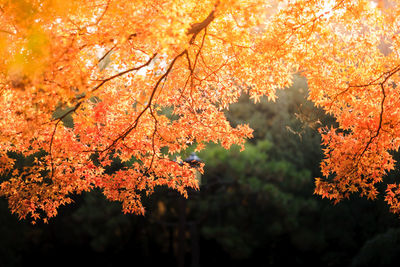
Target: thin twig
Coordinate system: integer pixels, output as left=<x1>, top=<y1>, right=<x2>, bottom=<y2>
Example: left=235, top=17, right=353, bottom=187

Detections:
left=49, top=102, right=82, bottom=178
left=94, top=0, right=112, bottom=25
left=92, top=53, right=157, bottom=93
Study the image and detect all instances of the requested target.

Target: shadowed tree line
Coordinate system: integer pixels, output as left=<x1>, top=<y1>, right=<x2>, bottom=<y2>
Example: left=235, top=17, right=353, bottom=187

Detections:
left=1, top=76, right=400, bottom=267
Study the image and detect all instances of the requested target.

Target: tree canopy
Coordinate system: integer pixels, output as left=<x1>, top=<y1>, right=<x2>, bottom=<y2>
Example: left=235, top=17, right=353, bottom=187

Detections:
left=1, top=0, right=400, bottom=222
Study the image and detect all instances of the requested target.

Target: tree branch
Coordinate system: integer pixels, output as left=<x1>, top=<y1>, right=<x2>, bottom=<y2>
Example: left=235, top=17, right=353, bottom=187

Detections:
left=94, top=0, right=112, bottom=25
left=49, top=102, right=82, bottom=179
left=356, top=82, right=386, bottom=164
left=92, top=53, right=158, bottom=93
left=100, top=50, right=187, bottom=153
left=187, top=1, right=219, bottom=43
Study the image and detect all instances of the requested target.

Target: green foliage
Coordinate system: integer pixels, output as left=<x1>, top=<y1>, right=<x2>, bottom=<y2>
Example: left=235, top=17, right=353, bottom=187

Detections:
left=227, top=75, right=335, bottom=175
left=196, top=139, right=317, bottom=260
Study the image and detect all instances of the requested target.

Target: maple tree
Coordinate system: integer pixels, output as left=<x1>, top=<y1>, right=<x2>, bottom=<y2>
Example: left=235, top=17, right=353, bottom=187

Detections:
left=1, top=0, right=400, bottom=223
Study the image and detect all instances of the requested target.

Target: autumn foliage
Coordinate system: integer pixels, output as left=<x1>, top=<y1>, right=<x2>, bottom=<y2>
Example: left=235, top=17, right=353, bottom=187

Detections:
left=1, top=0, right=400, bottom=222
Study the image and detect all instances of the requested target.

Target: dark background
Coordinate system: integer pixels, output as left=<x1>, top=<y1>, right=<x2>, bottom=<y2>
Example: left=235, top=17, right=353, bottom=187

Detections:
left=2, top=76, right=400, bottom=267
